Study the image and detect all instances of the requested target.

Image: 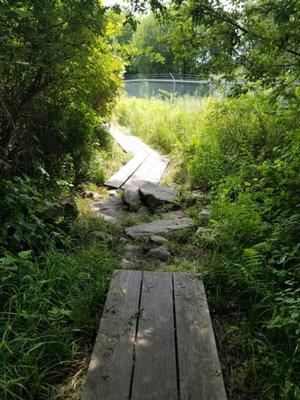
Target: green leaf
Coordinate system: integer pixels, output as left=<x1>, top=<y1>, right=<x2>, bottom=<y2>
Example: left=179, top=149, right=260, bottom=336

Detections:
left=18, top=250, right=33, bottom=259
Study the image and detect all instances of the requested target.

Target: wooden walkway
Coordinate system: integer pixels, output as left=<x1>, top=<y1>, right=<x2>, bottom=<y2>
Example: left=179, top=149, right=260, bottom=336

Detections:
left=105, top=126, right=169, bottom=189
left=82, top=270, right=227, bottom=400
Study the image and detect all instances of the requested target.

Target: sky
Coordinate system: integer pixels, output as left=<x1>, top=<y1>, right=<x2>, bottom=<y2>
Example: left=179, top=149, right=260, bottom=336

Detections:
left=103, top=0, right=233, bottom=10
left=104, top=0, right=126, bottom=7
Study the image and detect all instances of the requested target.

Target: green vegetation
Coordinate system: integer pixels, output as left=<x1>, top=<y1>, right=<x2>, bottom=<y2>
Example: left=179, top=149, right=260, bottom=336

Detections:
left=1, top=0, right=299, bottom=398
left=125, top=0, right=299, bottom=83
left=114, top=93, right=300, bottom=399
left=1, top=228, right=119, bottom=399
left=0, top=2, right=125, bottom=398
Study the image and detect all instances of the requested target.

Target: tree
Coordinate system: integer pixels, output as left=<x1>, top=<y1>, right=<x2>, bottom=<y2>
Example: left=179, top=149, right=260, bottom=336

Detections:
left=129, top=0, right=300, bottom=85
left=0, top=1, right=123, bottom=183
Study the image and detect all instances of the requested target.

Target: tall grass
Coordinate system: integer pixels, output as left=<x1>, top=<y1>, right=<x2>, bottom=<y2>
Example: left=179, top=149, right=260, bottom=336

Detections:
left=1, top=215, right=121, bottom=399
left=114, top=96, right=206, bottom=154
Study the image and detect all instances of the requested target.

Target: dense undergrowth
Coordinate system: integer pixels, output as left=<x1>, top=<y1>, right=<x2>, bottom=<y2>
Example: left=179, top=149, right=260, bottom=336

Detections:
left=114, top=94, right=300, bottom=399
left=0, top=3, right=126, bottom=398
left=0, top=184, right=122, bottom=399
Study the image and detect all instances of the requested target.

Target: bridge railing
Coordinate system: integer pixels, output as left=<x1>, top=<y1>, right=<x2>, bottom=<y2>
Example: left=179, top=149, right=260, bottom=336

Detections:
left=123, top=74, right=213, bottom=98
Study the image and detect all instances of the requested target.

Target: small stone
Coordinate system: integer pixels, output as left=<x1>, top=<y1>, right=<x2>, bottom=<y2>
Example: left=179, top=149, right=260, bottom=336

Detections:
left=123, top=188, right=141, bottom=209
left=199, top=208, right=211, bottom=218
left=124, top=244, right=140, bottom=259
left=121, top=258, right=134, bottom=269
left=150, top=235, right=167, bottom=244
left=88, top=231, right=116, bottom=244
left=147, top=247, right=171, bottom=262
left=120, top=237, right=128, bottom=244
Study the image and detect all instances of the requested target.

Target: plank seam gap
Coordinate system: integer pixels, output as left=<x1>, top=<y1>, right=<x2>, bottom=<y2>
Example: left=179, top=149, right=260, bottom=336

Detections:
left=120, top=155, right=149, bottom=189
left=128, top=270, right=144, bottom=399
left=172, top=274, right=181, bottom=400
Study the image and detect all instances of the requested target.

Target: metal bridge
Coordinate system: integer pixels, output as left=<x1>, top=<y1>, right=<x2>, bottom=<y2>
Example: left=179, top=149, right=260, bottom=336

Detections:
left=123, top=74, right=212, bottom=98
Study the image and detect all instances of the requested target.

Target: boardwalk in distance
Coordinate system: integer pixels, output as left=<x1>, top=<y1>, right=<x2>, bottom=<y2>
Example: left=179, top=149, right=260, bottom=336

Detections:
left=105, top=125, right=169, bottom=189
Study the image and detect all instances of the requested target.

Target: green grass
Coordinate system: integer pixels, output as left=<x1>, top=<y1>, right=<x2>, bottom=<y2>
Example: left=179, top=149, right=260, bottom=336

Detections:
left=0, top=213, right=122, bottom=399
left=113, top=96, right=206, bottom=155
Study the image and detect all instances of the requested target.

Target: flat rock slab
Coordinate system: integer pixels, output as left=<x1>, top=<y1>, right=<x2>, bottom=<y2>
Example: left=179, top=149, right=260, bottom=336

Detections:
left=139, top=182, right=177, bottom=207
left=92, top=195, right=124, bottom=222
left=125, top=217, right=194, bottom=238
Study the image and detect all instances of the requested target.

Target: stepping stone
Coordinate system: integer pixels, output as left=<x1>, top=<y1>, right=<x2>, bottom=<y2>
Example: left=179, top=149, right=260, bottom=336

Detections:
left=150, top=235, right=168, bottom=244
left=139, top=182, right=177, bottom=208
left=123, top=188, right=141, bottom=209
left=92, top=195, right=124, bottom=222
left=124, top=244, right=141, bottom=259
left=125, top=217, right=194, bottom=238
left=147, top=246, right=171, bottom=262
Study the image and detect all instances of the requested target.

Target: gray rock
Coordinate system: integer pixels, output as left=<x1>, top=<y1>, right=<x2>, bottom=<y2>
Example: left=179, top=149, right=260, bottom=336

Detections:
left=93, top=195, right=124, bottom=222
left=123, top=188, right=141, bottom=209
left=120, top=258, right=134, bottom=270
left=125, top=217, right=194, bottom=238
left=150, top=235, right=168, bottom=244
left=88, top=231, right=116, bottom=244
left=139, top=182, right=177, bottom=208
left=124, top=244, right=140, bottom=259
left=199, top=208, right=211, bottom=218
left=147, top=247, right=171, bottom=262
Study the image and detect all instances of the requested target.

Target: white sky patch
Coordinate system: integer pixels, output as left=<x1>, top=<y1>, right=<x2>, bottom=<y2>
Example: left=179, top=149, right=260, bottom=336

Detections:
left=103, top=0, right=234, bottom=11
left=104, top=0, right=126, bottom=7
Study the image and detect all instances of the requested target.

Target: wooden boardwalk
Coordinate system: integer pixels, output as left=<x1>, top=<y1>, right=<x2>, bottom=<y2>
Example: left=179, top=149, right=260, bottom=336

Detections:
left=105, top=126, right=169, bottom=189
left=82, top=270, right=227, bottom=400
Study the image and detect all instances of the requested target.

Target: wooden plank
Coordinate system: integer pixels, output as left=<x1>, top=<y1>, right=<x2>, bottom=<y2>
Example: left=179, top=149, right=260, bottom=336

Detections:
left=173, top=273, right=227, bottom=400
left=130, top=136, right=160, bottom=157
left=105, top=153, right=147, bottom=188
left=82, top=270, right=142, bottom=400
left=131, top=271, right=178, bottom=400
left=109, top=126, right=135, bottom=153
left=122, top=156, right=169, bottom=189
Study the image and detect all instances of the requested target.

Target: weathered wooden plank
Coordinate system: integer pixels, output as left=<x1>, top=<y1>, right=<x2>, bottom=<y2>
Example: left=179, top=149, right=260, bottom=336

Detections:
left=122, top=156, right=169, bottom=189
left=130, top=136, right=160, bottom=158
left=105, top=153, right=147, bottom=188
left=109, top=126, right=135, bottom=154
left=173, top=273, right=227, bottom=400
left=81, top=270, right=142, bottom=400
left=131, top=271, right=178, bottom=400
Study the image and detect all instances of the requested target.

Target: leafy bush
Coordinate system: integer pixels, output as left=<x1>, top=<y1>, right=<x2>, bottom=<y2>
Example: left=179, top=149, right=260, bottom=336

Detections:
left=0, top=177, right=67, bottom=253
left=0, top=2, right=123, bottom=185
